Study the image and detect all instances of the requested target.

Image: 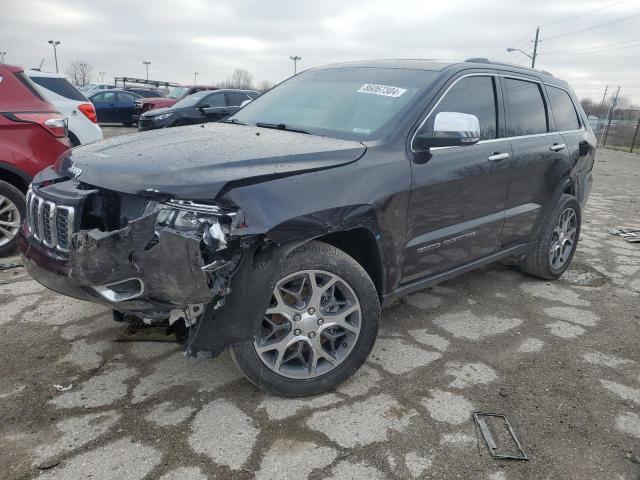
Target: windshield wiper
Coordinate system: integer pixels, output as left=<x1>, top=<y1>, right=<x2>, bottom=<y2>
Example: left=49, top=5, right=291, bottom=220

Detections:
left=223, top=118, right=246, bottom=125
left=255, top=122, right=310, bottom=135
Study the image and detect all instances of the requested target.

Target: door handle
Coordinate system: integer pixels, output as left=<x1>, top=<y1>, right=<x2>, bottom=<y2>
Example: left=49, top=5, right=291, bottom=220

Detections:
left=550, top=143, right=566, bottom=152
left=487, top=152, right=510, bottom=162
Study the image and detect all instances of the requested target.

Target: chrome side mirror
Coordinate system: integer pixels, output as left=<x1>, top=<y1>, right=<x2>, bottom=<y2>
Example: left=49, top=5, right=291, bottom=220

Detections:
left=413, top=111, right=481, bottom=150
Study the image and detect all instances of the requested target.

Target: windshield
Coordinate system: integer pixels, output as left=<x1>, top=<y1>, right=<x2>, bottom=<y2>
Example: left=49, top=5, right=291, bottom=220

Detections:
left=172, top=90, right=213, bottom=108
left=231, top=67, right=441, bottom=140
left=168, top=86, right=189, bottom=99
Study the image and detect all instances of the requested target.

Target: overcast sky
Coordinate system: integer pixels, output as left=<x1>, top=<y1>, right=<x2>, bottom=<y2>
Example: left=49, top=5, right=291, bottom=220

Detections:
left=3, top=0, right=639, bottom=103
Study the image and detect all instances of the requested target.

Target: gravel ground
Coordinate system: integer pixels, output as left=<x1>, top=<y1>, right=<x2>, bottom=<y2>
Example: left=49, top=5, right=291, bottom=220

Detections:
left=0, top=138, right=639, bottom=479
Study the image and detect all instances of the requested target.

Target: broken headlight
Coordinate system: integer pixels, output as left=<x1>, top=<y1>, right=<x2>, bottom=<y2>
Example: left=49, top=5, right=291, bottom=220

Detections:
left=145, top=199, right=235, bottom=252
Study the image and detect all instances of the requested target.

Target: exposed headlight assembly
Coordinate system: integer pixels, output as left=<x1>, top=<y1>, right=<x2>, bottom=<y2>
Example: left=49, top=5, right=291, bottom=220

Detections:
left=146, top=199, right=236, bottom=254
left=154, top=112, right=173, bottom=121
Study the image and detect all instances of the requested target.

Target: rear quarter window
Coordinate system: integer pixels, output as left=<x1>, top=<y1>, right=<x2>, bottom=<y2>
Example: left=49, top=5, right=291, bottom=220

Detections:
left=504, top=78, right=548, bottom=136
left=547, top=85, right=581, bottom=131
left=31, top=76, right=87, bottom=101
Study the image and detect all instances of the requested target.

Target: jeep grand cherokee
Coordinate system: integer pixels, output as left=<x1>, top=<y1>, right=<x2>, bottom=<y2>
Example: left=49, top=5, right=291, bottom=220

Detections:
left=19, top=59, right=595, bottom=396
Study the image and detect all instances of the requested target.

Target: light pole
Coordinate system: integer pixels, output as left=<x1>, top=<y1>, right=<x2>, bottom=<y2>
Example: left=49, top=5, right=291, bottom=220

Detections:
left=99, top=71, right=105, bottom=83
left=289, top=55, right=301, bottom=75
left=194, top=72, right=198, bottom=84
left=0, top=52, right=6, bottom=63
left=80, top=62, right=87, bottom=86
left=48, top=40, right=60, bottom=73
left=142, top=61, right=151, bottom=81
left=506, top=26, right=540, bottom=68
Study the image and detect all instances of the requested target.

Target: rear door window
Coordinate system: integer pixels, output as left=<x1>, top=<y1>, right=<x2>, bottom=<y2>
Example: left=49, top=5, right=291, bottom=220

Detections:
left=93, top=92, right=117, bottom=103
left=227, top=92, right=251, bottom=106
left=31, top=76, right=86, bottom=101
left=202, top=92, right=225, bottom=107
left=423, top=75, right=498, bottom=140
left=504, top=78, right=548, bottom=136
left=547, top=85, right=581, bottom=131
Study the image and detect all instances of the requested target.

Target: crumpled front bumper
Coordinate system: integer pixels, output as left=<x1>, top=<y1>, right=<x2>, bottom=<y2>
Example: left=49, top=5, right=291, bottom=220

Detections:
left=18, top=213, right=213, bottom=315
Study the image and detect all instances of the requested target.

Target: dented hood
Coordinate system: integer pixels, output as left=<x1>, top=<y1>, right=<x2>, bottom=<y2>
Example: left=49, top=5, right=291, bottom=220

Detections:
left=57, top=123, right=366, bottom=199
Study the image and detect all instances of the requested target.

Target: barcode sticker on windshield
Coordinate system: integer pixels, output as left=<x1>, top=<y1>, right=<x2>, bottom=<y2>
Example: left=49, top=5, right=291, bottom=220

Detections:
left=357, top=84, right=407, bottom=98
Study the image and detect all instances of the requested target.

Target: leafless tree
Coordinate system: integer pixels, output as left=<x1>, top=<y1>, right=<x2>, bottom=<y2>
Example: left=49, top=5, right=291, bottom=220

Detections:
left=65, top=60, right=93, bottom=86
left=219, top=69, right=254, bottom=90
left=257, top=80, right=275, bottom=92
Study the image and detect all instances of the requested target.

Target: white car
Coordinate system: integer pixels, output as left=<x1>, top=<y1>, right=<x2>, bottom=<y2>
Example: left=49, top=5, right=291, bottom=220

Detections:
left=27, top=70, right=103, bottom=146
left=80, top=83, right=115, bottom=94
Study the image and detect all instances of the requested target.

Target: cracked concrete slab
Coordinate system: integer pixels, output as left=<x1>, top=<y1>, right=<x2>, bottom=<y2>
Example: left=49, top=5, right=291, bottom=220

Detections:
left=518, top=337, right=544, bottom=353
left=33, top=411, right=121, bottom=465
left=433, top=310, right=522, bottom=340
left=256, top=438, right=337, bottom=480
left=422, top=389, right=474, bottom=425
left=158, top=467, right=208, bottom=480
left=445, top=362, right=497, bottom=389
left=49, top=363, right=137, bottom=408
left=543, top=306, right=600, bottom=327
left=325, top=460, right=388, bottom=479
left=615, top=411, right=640, bottom=438
left=408, top=328, right=450, bottom=351
left=369, top=338, right=442, bottom=374
left=39, top=437, right=161, bottom=480
left=545, top=321, right=585, bottom=339
left=188, top=399, right=258, bottom=470
left=307, top=394, right=417, bottom=448
left=600, top=380, right=640, bottom=406
left=336, top=364, right=382, bottom=397
left=145, top=401, right=196, bottom=427
left=257, top=392, right=340, bottom=421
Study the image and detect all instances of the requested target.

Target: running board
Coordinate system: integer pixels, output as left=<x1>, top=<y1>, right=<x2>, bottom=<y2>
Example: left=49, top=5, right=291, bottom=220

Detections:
left=381, top=243, right=529, bottom=306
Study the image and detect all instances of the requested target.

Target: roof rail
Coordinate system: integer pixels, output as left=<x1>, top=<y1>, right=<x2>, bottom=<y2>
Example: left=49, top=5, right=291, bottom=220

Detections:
left=462, top=58, right=554, bottom=77
left=464, top=57, right=491, bottom=64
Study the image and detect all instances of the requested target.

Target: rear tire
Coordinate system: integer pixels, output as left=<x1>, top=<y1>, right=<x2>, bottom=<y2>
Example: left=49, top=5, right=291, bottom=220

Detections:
left=520, top=194, right=581, bottom=280
left=0, top=180, right=25, bottom=257
left=231, top=241, right=380, bottom=397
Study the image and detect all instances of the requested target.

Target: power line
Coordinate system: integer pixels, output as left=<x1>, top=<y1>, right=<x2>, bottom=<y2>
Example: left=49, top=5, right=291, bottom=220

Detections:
left=543, top=42, right=640, bottom=55
left=540, top=0, right=630, bottom=27
left=543, top=37, right=640, bottom=54
left=542, top=11, right=640, bottom=41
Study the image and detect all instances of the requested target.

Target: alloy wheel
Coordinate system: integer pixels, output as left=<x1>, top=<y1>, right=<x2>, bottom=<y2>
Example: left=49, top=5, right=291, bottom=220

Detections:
left=549, top=207, right=577, bottom=269
left=253, top=269, right=361, bottom=379
left=0, top=195, right=21, bottom=248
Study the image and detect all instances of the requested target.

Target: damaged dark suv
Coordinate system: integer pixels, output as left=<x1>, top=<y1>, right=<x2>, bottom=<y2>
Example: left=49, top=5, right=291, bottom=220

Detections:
left=19, top=59, right=595, bottom=396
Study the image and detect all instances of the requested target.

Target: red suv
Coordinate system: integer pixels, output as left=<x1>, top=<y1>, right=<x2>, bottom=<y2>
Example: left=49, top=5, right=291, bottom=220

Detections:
left=0, top=64, right=69, bottom=256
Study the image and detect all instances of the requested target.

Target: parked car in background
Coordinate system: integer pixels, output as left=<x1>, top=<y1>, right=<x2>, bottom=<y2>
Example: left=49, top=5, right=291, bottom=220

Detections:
left=27, top=70, right=103, bottom=146
left=138, top=89, right=259, bottom=130
left=134, top=85, right=217, bottom=120
left=0, top=64, right=69, bottom=256
left=123, top=87, right=165, bottom=98
left=89, top=89, right=142, bottom=126
left=80, top=83, right=115, bottom=94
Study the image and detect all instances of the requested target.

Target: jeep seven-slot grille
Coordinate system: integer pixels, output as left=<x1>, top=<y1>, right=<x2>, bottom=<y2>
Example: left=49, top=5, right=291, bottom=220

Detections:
left=26, top=189, right=75, bottom=252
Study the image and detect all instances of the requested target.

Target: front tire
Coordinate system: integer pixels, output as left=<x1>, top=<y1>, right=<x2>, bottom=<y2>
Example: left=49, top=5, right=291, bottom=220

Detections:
left=520, top=193, right=581, bottom=280
left=231, top=241, right=380, bottom=397
left=0, top=181, right=25, bottom=257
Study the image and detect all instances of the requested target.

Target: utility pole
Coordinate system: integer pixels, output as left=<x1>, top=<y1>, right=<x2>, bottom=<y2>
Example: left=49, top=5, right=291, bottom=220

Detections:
left=48, top=40, right=60, bottom=73
left=99, top=71, right=105, bottom=83
left=531, top=27, right=540, bottom=68
left=80, top=63, right=87, bottom=86
left=0, top=52, right=6, bottom=63
left=602, top=86, right=621, bottom=147
left=630, top=117, right=640, bottom=153
left=289, top=55, right=301, bottom=75
left=142, top=61, right=151, bottom=81
left=194, top=72, right=198, bottom=84
left=596, top=85, right=609, bottom=135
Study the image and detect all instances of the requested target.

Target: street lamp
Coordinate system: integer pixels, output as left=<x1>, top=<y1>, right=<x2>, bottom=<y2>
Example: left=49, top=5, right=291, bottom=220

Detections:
left=0, top=52, right=6, bottom=63
left=289, top=55, right=301, bottom=75
left=194, top=72, right=198, bottom=84
left=99, top=71, right=105, bottom=83
left=80, top=62, right=87, bottom=86
left=506, top=47, right=533, bottom=61
left=142, top=61, right=151, bottom=81
left=48, top=40, right=60, bottom=73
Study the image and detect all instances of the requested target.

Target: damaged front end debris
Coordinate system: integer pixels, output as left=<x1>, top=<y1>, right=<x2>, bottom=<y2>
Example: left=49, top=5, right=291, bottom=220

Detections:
left=22, top=179, right=292, bottom=358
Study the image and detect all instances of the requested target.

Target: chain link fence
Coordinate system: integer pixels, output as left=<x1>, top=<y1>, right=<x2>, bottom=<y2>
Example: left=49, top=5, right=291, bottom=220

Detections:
left=590, top=109, right=640, bottom=153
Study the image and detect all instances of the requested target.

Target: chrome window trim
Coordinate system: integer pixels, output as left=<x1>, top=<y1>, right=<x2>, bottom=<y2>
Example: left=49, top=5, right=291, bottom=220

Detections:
left=414, top=72, right=586, bottom=152
left=410, top=73, right=497, bottom=153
